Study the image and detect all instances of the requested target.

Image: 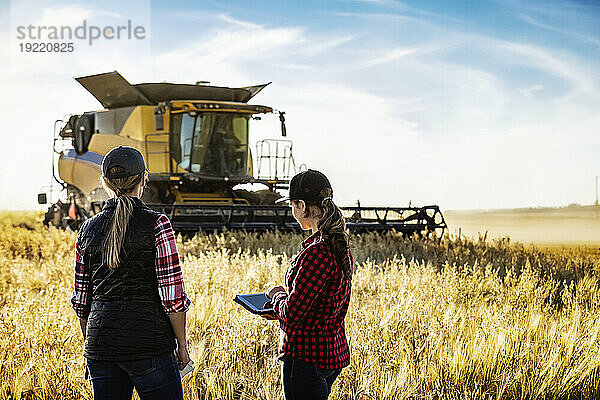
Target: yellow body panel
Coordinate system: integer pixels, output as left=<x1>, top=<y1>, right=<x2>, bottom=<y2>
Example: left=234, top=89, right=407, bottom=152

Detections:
left=59, top=103, right=257, bottom=202
left=85, top=106, right=171, bottom=174
left=58, top=153, right=102, bottom=197
left=119, top=106, right=164, bottom=140
left=87, top=133, right=139, bottom=154
left=59, top=105, right=171, bottom=197
left=57, top=154, right=75, bottom=186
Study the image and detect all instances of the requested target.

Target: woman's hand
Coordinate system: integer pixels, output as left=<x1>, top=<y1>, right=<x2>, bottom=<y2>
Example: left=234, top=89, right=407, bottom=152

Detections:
left=260, top=301, right=278, bottom=321
left=260, top=312, right=278, bottom=320
left=261, top=287, right=285, bottom=321
left=267, top=285, right=286, bottom=299
left=174, top=341, right=191, bottom=370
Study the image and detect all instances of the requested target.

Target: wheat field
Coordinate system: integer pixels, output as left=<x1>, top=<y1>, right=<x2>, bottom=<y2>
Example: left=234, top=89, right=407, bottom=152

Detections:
left=2, top=211, right=600, bottom=399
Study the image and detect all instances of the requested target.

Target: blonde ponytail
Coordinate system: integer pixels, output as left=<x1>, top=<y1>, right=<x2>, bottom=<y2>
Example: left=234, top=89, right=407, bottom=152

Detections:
left=100, top=166, right=146, bottom=269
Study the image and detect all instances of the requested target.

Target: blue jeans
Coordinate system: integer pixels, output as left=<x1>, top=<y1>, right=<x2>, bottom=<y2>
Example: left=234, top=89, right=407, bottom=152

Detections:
left=86, top=352, right=183, bottom=400
left=281, top=355, right=342, bottom=400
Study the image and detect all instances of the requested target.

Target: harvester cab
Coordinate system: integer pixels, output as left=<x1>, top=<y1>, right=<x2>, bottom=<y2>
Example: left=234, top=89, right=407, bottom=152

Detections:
left=39, top=71, right=447, bottom=234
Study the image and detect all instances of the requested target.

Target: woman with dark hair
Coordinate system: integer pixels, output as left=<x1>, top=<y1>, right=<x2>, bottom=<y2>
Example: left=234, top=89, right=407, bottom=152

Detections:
left=70, top=146, right=191, bottom=400
left=265, top=169, right=353, bottom=400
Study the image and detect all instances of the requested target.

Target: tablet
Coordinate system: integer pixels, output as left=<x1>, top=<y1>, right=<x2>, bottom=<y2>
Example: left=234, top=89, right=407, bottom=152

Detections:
left=234, top=293, right=274, bottom=315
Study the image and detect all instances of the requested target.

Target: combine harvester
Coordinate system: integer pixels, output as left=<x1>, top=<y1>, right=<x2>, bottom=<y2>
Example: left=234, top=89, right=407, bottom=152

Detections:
left=39, top=71, right=446, bottom=235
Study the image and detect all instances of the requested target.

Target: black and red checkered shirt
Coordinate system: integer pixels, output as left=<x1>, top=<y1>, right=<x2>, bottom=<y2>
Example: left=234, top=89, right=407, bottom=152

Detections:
left=271, top=231, right=352, bottom=369
left=71, top=214, right=190, bottom=318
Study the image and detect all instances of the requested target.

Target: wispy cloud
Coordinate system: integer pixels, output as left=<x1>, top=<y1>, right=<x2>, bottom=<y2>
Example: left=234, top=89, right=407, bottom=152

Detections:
left=33, top=5, right=125, bottom=26
left=299, top=35, right=357, bottom=58
left=335, top=7, right=461, bottom=27
left=355, top=47, right=417, bottom=69
left=36, top=6, right=92, bottom=26
left=335, top=11, right=435, bottom=28
left=496, top=40, right=596, bottom=95
left=339, top=0, right=407, bottom=7
left=166, top=10, right=214, bottom=21
left=519, top=14, right=600, bottom=47
left=161, top=25, right=304, bottom=66
left=217, top=13, right=263, bottom=30
left=519, top=84, right=544, bottom=97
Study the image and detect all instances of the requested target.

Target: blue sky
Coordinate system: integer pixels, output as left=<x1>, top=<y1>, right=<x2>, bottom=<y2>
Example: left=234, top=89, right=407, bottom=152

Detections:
left=0, top=0, right=599, bottom=210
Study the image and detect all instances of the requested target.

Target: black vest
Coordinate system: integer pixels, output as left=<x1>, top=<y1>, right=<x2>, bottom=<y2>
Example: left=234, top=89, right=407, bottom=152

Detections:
left=78, top=197, right=175, bottom=361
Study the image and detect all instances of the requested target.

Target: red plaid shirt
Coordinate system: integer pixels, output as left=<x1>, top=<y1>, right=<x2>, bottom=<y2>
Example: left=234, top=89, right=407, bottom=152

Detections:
left=71, top=214, right=190, bottom=318
left=271, top=231, right=352, bottom=369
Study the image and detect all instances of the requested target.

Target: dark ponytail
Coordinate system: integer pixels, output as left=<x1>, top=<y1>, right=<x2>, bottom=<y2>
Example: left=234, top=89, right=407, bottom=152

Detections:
left=303, top=187, right=353, bottom=281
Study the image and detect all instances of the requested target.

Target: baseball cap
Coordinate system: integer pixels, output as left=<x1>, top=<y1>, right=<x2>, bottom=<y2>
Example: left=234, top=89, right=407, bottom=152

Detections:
left=276, top=169, right=332, bottom=204
left=102, top=146, right=147, bottom=179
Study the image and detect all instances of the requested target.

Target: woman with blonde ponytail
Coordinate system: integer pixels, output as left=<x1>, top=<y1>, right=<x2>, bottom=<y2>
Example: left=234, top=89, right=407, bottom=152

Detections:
left=70, top=146, right=191, bottom=400
left=264, top=169, right=353, bottom=400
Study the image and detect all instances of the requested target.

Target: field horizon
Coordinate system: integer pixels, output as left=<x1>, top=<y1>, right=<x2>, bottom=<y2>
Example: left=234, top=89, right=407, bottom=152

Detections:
left=10, top=201, right=600, bottom=247
left=444, top=203, right=600, bottom=247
